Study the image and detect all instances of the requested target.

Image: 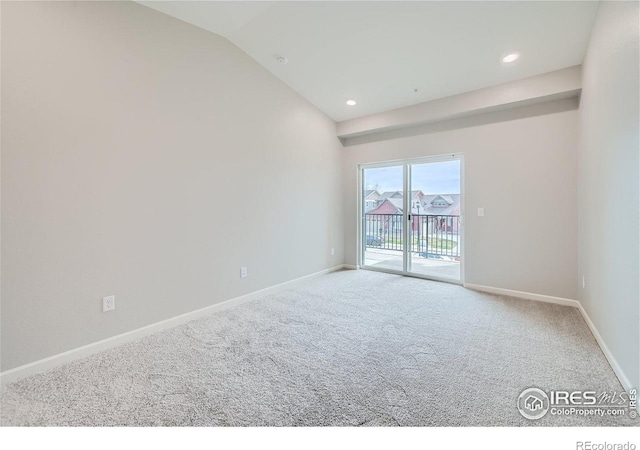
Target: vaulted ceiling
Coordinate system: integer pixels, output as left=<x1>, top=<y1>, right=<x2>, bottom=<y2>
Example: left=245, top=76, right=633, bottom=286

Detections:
left=138, top=1, right=599, bottom=122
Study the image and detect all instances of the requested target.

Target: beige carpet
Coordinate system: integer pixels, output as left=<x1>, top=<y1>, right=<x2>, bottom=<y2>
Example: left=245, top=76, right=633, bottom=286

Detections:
left=1, top=270, right=635, bottom=426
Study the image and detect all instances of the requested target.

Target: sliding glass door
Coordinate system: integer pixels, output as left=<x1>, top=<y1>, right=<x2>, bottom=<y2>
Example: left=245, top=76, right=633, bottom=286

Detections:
left=360, top=155, right=463, bottom=283
left=407, top=159, right=462, bottom=280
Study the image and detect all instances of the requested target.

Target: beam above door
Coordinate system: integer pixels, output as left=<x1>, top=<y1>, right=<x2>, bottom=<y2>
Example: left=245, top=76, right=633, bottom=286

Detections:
left=337, top=65, right=582, bottom=143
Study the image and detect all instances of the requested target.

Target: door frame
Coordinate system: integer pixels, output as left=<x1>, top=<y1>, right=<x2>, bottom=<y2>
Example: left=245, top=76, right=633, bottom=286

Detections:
left=357, top=153, right=465, bottom=285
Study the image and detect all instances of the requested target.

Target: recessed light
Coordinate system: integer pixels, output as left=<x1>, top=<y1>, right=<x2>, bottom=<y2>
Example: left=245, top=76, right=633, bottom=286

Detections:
left=346, top=100, right=357, bottom=106
left=502, top=52, right=520, bottom=63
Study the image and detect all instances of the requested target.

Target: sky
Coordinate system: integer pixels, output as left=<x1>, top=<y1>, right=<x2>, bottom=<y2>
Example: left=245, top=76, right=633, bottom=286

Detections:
left=364, top=160, right=460, bottom=194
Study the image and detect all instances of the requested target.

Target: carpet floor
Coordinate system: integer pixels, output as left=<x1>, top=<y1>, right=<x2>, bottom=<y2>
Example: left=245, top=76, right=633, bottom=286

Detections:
left=1, top=270, right=635, bottom=426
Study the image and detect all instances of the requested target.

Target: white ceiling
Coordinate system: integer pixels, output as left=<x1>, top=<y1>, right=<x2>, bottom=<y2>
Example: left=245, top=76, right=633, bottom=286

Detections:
left=138, top=1, right=599, bottom=122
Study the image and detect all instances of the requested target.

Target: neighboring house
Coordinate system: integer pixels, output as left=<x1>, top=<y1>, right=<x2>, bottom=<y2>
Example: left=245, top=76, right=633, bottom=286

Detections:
left=419, top=194, right=461, bottom=216
left=380, top=190, right=424, bottom=209
left=368, top=198, right=402, bottom=215
left=418, top=194, right=461, bottom=234
left=410, top=190, right=425, bottom=210
left=380, top=190, right=403, bottom=200
left=365, top=192, right=461, bottom=234
left=363, top=190, right=381, bottom=212
left=364, top=198, right=403, bottom=236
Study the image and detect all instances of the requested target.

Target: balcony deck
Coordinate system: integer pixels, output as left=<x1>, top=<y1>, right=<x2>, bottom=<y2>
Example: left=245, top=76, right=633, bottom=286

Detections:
left=363, top=248, right=461, bottom=280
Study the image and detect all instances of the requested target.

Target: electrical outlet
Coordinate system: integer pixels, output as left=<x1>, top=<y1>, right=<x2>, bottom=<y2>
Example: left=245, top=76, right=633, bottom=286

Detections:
left=240, top=267, right=248, bottom=278
left=331, top=248, right=335, bottom=256
left=477, top=207, right=485, bottom=217
left=102, top=295, right=115, bottom=312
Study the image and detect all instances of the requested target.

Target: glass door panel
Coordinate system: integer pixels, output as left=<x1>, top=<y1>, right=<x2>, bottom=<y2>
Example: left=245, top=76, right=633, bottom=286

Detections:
left=408, top=159, right=462, bottom=281
left=361, top=165, right=405, bottom=272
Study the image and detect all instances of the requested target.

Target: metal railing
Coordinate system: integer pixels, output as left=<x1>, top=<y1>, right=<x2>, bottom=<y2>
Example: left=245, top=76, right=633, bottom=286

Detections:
left=363, top=213, right=461, bottom=258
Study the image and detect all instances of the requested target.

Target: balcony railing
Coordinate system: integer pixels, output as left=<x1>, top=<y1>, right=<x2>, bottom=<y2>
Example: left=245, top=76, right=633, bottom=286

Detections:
left=364, top=213, right=461, bottom=258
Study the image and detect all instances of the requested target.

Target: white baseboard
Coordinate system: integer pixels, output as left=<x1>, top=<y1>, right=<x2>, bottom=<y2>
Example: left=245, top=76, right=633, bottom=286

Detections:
left=0, top=264, right=348, bottom=385
left=463, top=283, right=580, bottom=307
left=342, top=264, right=358, bottom=270
left=576, top=302, right=633, bottom=393
left=464, top=282, right=634, bottom=393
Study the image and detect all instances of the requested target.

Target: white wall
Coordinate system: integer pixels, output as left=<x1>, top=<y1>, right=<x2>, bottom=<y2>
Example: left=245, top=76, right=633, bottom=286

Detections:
left=578, top=1, right=640, bottom=390
left=343, top=100, right=579, bottom=300
left=1, top=1, right=344, bottom=371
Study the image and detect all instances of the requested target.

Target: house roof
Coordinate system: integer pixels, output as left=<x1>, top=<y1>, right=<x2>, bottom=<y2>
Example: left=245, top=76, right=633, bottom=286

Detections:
left=380, top=190, right=424, bottom=200
left=380, top=191, right=403, bottom=199
left=364, top=189, right=378, bottom=196
left=387, top=198, right=404, bottom=210
left=431, top=194, right=453, bottom=205
left=367, top=193, right=461, bottom=216
left=366, top=198, right=402, bottom=215
left=418, top=194, right=461, bottom=216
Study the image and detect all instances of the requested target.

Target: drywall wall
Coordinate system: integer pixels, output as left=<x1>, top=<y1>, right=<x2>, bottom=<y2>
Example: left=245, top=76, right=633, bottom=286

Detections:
left=1, top=1, right=344, bottom=371
left=343, top=99, right=579, bottom=300
left=578, top=1, right=639, bottom=390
